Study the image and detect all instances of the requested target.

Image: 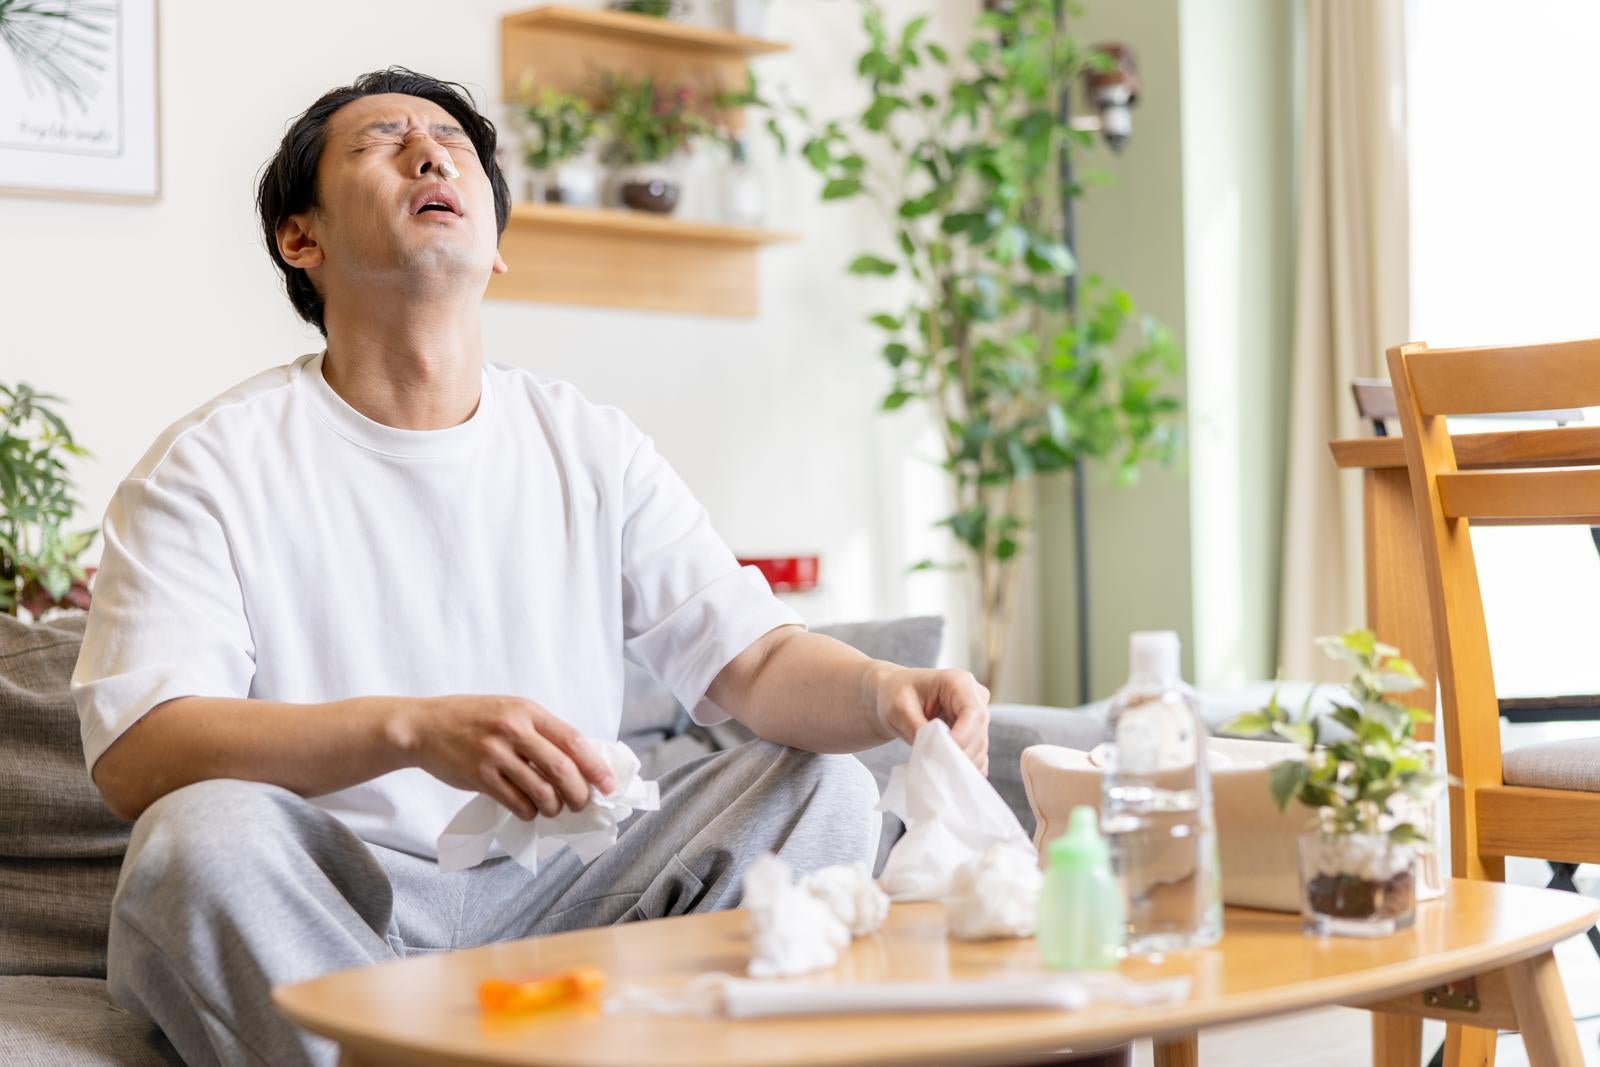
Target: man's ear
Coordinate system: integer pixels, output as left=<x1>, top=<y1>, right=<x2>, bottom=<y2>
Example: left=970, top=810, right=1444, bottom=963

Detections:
left=492, top=249, right=508, bottom=275
left=277, top=212, right=325, bottom=271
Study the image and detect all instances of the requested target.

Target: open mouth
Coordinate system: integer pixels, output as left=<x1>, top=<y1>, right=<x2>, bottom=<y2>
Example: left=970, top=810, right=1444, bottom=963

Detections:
left=410, top=183, right=462, bottom=218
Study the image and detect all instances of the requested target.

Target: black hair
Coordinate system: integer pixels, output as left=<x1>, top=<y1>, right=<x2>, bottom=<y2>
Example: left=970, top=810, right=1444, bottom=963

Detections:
left=255, top=67, right=512, bottom=336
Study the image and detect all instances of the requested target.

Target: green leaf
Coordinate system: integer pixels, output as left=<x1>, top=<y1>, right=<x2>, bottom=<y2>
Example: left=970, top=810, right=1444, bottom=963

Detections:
left=1272, top=720, right=1315, bottom=749
left=926, top=42, right=949, bottom=65
left=1269, top=760, right=1309, bottom=813
left=846, top=254, right=897, bottom=276
left=882, top=342, right=911, bottom=367
left=1222, top=712, right=1273, bottom=737
left=899, top=14, right=929, bottom=51
left=898, top=193, right=938, bottom=218
left=996, top=536, right=1017, bottom=561
left=1388, top=823, right=1430, bottom=846
left=1026, top=238, right=1076, bottom=275
left=801, top=138, right=832, bottom=171
left=869, top=313, right=902, bottom=331
left=822, top=177, right=864, bottom=200
left=882, top=390, right=913, bottom=411
left=763, top=117, right=788, bottom=155
left=862, top=94, right=908, bottom=131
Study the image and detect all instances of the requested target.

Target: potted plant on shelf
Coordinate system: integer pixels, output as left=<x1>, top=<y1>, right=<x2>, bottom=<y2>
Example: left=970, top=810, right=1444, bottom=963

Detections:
left=596, top=72, right=713, bottom=215
left=1224, top=630, right=1444, bottom=938
left=1, top=383, right=98, bottom=619
left=513, top=84, right=601, bottom=206
left=737, top=0, right=1182, bottom=691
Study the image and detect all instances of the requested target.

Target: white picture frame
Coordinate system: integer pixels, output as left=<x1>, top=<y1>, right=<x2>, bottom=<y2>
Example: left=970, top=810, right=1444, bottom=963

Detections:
left=0, top=0, right=161, bottom=201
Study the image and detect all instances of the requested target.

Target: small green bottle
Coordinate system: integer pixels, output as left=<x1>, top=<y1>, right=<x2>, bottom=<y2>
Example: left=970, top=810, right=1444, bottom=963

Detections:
left=1038, top=805, right=1125, bottom=970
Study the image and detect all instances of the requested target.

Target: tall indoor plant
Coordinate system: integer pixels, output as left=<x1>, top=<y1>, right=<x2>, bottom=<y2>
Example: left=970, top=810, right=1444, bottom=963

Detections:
left=0, top=382, right=97, bottom=618
left=745, top=1, right=1182, bottom=690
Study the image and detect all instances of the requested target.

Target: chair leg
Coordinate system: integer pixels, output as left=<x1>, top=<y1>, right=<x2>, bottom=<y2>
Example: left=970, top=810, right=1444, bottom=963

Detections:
left=1545, top=861, right=1600, bottom=960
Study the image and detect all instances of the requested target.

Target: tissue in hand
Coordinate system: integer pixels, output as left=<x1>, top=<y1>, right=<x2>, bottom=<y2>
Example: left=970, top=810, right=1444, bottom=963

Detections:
left=435, top=740, right=660, bottom=874
left=877, top=720, right=1035, bottom=902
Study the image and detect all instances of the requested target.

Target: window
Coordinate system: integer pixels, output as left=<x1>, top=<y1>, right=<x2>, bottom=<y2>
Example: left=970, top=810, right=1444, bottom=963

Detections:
left=1410, top=0, right=1600, bottom=699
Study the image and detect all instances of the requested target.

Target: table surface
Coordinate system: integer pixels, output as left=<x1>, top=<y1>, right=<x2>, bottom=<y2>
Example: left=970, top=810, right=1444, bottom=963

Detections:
left=274, top=879, right=1599, bottom=1067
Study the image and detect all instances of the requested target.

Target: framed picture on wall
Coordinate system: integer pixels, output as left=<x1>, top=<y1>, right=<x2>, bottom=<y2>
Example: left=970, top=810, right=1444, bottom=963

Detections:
left=0, top=0, right=160, bottom=201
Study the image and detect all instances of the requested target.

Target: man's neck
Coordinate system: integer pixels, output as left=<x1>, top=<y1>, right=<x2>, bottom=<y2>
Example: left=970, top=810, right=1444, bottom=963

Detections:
left=320, top=301, right=485, bottom=431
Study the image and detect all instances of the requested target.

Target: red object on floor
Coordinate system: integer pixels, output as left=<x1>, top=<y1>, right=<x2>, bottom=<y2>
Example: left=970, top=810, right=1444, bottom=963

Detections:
left=737, top=555, right=820, bottom=592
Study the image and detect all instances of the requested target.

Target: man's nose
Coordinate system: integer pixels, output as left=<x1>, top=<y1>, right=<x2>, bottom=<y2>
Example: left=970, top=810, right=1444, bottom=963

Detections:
left=410, top=139, right=454, bottom=179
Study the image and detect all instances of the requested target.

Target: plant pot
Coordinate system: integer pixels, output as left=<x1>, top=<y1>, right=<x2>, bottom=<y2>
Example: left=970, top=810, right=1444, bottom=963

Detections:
left=615, top=163, right=681, bottom=214
left=523, top=169, right=564, bottom=205
left=1297, top=830, right=1415, bottom=938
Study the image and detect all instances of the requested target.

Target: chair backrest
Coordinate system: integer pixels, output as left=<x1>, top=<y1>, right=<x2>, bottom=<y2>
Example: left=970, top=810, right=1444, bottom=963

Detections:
left=1388, top=338, right=1600, bottom=879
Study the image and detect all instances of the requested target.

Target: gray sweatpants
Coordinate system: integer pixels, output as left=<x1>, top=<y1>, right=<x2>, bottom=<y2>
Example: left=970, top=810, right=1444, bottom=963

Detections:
left=106, top=740, right=881, bottom=1067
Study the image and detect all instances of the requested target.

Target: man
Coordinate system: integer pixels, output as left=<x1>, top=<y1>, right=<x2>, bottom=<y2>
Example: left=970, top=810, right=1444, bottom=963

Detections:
left=70, top=69, right=990, bottom=1066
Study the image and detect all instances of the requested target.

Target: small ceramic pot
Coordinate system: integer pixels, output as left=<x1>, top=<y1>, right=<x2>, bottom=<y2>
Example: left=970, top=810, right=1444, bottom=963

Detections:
left=615, top=163, right=681, bottom=214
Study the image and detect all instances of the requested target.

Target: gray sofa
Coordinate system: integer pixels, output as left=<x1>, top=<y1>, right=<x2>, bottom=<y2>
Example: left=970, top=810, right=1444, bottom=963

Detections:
left=0, top=610, right=1279, bottom=1064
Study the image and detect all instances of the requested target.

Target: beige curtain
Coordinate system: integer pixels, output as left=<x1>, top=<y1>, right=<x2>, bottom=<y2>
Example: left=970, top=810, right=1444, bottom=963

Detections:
left=1277, top=0, right=1411, bottom=679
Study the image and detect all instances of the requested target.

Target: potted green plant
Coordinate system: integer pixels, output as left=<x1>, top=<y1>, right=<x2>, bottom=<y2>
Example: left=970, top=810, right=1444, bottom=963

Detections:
left=1, top=383, right=97, bottom=619
left=596, top=73, right=713, bottom=214
left=513, top=84, right=600, bottom=206
left=1224, top=630, right=1444, bottom=937
left=735, top=1, right=1183, bottom=690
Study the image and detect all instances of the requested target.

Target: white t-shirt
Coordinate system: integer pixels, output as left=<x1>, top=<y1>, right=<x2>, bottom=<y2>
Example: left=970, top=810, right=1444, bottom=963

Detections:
left=72, top=351, right=802, bottom=858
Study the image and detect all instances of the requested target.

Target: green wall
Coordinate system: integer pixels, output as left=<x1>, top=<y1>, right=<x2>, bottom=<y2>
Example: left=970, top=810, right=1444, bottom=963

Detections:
left=1037, top=0, right=1295, bottom=703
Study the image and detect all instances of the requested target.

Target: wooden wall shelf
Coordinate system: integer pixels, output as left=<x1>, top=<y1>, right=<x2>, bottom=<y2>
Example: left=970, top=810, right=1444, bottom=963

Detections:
left=495, top=4, right=796, bottom=317
left=488, top=204, right=799, bottom=317
left=501, top=5, right=789, bottom=60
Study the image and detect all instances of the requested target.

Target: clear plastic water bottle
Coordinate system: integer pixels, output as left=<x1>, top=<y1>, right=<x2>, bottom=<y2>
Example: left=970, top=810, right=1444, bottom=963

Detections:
left=1100, top=631, right=1222, bottom=954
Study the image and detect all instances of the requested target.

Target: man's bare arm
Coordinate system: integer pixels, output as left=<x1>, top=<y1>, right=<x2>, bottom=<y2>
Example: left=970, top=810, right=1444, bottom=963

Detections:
left=706, top=626, right=991, bottom=772
left=93, top=693, right=616, bottom=823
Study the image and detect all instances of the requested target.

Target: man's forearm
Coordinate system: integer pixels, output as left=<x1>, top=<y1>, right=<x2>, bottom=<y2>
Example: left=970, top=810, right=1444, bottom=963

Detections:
left=92, top=694, right=421, bottom=821
left=706, top=628, right=896, bottom=753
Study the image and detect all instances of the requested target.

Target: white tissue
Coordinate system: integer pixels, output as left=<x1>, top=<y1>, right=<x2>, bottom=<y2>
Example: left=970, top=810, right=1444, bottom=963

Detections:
left=743, top=854, right=851, bottom=978
left=798, top=862, right=890, bottom=938
left=946, top=842, right=1043, bottom=940
left=877, top=720, right=1035, bottom=901
left=434, top=740, right=660, bottom=874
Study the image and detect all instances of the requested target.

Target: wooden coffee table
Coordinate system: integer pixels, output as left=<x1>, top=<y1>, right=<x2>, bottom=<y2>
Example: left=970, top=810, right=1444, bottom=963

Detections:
left=275, top=878, right=1597, bottom=1067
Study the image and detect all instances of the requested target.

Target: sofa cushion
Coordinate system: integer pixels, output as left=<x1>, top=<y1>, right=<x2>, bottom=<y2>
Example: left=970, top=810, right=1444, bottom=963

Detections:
left=0, top=976, right=178, bottom=1066
left=0, top=612, right=129, bottom=860
left=0, top=858, right=123, bottom=978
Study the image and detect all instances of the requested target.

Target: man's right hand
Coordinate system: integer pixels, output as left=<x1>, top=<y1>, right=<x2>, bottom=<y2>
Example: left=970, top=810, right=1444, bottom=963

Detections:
left=392, top=695, right=617, bottom=821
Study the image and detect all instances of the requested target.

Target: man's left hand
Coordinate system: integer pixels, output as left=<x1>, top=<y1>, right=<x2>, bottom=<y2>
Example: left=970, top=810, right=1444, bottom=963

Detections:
left=870, top=666, right=991, bottom=775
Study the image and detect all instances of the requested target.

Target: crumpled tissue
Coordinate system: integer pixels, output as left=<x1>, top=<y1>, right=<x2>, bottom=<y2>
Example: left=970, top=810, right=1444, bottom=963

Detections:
left=434, top=740, right=660, bottom=874
left=946, top=842, right=1043, bottom=940
left=799, top=862, right=891, bottom=938
left=877, top=719, right=1035, bottom=903
left=742, top=854, right=889, bottom=978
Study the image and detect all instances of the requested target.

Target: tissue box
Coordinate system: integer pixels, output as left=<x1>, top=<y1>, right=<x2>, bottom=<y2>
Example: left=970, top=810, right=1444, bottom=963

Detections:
left=1021, top=738, right=1313, bottom=913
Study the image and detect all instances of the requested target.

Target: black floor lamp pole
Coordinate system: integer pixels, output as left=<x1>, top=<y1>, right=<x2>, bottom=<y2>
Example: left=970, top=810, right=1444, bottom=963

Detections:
left=1055, top=1, right=1091, bottom=706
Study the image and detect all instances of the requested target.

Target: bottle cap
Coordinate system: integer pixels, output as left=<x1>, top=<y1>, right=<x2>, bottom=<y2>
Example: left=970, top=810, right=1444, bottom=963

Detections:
left=1047, top=805, right=1111, bottom=869
left=1128, top=630, right=1181, bottom=685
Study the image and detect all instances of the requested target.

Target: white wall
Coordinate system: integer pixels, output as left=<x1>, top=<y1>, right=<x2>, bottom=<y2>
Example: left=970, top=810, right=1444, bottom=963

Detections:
left=3, top=1, right=1013, bottom=687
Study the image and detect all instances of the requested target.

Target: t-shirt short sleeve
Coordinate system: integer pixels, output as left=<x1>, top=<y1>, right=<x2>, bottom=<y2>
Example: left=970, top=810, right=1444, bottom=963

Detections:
left=618, top=435, right=803, bottom=726
left=71, top=466, right=256, bottom=772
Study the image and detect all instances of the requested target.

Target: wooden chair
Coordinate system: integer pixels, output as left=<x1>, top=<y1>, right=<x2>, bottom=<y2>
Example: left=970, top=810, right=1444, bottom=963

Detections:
left=1389, top=338, right=1600, bottom=1067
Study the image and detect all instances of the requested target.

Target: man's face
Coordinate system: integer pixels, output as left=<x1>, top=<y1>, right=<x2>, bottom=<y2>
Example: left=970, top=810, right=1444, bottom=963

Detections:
left=284, top=92, right=506, bottom=304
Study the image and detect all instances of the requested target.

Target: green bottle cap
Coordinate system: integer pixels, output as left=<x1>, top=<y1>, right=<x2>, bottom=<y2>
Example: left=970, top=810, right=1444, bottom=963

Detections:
left=1048, top=805, right=1110, bottom=869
